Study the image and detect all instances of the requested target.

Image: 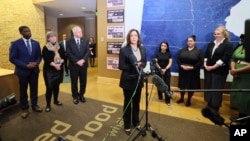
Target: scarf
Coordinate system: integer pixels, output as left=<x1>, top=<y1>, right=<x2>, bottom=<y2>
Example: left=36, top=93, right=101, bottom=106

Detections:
left=46, top=42, right=62, bottom=64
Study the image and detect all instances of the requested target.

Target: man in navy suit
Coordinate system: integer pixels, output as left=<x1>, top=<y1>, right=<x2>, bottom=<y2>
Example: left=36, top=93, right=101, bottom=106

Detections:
left=9, top=25, right=43, bottom=118
left=66, top=26, right=89, bottom=104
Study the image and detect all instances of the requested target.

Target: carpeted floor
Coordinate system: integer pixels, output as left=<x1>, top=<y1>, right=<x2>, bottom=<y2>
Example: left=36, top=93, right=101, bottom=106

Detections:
left=0, top=93, right=229, bottom=141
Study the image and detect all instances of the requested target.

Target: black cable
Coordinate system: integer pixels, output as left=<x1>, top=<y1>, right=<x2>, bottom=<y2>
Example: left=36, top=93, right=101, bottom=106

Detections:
left=103, top=69, right=144, bottom=141
left=172, top=89, right=250, bottom=92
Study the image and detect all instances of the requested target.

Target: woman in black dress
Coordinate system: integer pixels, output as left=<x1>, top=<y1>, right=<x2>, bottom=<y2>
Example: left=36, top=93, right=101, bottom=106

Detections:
left=88, top=37, right=96, bottom=67
left=42, top=31, right=65, bottom=112
left=177, top=35, right=204, bottom=106
left=154, top=41, right=172, bottom=105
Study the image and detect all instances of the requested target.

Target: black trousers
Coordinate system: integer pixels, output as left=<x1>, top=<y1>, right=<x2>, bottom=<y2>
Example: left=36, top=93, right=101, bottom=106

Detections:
left=18, top=71, right=39, bottom=110
left=123, top=88, right=142, bottom=129
left=204, top=71, right=227, bottom=110
left=69, top=65, right=87, bottom=99
left=64, top=56, right=69, bottom=75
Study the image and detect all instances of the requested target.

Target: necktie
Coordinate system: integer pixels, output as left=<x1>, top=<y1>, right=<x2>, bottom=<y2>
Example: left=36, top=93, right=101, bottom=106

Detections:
left=63, top=40, right=66, bottom=51
left=26, top=40, right=32, bottom=55
left=77, top=40, right=80, bottom=50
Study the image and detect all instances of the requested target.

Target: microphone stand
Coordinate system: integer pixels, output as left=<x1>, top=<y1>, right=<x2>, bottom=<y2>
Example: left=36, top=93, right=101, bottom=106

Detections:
left=131, top=73, right=164, bottom=141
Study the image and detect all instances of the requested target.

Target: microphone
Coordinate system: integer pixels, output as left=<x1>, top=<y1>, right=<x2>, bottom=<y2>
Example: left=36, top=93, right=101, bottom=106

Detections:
left=151, top=74, right=171, bottom=98
left=129, top=54, right=139, bottom=73
left=150, top=61, right=156, bottom=74
left=151, top=58, right=162, bottom=74
left=201, top=107, right=229, bottom=128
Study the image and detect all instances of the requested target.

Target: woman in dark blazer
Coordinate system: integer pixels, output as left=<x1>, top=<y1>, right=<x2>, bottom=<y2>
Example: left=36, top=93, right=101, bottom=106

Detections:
left=204, top=26, right=233, bottom=111
left=42, top=31, right=65, bottom=112
left=119, top=29, right=146, bottom=135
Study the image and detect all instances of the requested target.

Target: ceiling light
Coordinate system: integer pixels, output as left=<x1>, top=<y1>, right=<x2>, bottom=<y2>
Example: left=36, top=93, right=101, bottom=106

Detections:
left=59, top=13, right=63, bottom=16
left=81, top=7, right=86, bottom=9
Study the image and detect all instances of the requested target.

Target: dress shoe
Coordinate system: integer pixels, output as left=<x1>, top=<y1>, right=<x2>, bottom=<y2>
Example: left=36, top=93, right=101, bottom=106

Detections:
left=177, top=99, right=184, bottom=104
left=135, top=125, right=141, bottom=131
left=21, top=110, right=29, bottom=119
left=124, top=129, right=131, bottom=136
left=73, top=98, right=79, bottom=104
left=54, top=101, right=63, bottom=106
left=79, top=95, right=86, bottom=103
left=32, top=105, right=43, bottom=112
left=185, top=101, right=191, bottom=107
left=45, top=106, right=51, bottom=112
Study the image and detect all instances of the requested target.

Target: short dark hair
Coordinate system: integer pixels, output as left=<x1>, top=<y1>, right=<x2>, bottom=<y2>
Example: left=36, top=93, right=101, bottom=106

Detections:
left=187, top=35, right=196, bottom=41
left=18, top=26, right=29, bottom=33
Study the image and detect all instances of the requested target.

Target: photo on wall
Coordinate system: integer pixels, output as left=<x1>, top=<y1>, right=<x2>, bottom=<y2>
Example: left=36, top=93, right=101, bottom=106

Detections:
left=107, top=9, right=124, bottom=23
left=107, top=57, right=119, bottom=70
left=107, top=26, right=124, bottom=39
left=107, top=42, right=123, bottom=54
left=107, top=0, right=124, bottom=7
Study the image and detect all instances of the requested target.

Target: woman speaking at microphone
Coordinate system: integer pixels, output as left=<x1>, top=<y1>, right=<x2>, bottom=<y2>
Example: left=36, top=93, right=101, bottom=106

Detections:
left=119, top=29, right=147, bottom=135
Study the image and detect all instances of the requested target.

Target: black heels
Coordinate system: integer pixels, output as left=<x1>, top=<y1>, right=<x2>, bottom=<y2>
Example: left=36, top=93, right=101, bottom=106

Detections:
left=54, top=101, right=63, bottom=106
left=45, top=106, right=51, bottom=112
left=124, top=129, right=131, bottom=135
left=177, top=99, right=184, bottom=104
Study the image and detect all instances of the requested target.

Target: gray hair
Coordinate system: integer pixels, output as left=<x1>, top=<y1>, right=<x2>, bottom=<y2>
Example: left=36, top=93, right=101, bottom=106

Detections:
left=72, top=26, right=81, bottom=34
left=46, top=31, right=56, bottom=41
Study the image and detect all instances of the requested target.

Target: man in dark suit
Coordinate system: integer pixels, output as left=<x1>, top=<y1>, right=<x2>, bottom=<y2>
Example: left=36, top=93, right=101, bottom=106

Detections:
left=66, top=26, right=89, bottom=104
left=9, top=25, right=43, bottom=118
left=59, top=34, right=69, bottom=76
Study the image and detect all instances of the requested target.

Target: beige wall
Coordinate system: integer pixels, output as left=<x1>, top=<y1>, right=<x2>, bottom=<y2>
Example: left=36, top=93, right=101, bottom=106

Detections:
left=0, top=0, right=45, bottom=69
left=97, top=0, right=124, bottom=83
left=85, top=18, right=96, bottom=41
left=45, top=16, right=57, bottom=34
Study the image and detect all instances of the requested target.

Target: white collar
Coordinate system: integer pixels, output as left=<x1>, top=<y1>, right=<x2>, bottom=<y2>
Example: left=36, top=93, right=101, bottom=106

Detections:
left=214, top=38, right=225, bottom=45
left=23, top=38, right=31, bottom=42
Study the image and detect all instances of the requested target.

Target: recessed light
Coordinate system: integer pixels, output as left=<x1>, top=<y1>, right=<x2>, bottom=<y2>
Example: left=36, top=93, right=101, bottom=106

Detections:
left=59, top=13, right=63, bottom=16
left=81, top=7, right=86, bottom=9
